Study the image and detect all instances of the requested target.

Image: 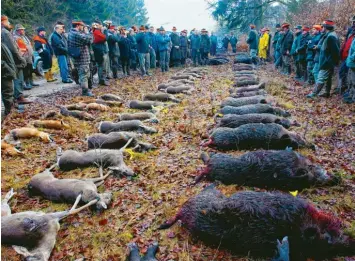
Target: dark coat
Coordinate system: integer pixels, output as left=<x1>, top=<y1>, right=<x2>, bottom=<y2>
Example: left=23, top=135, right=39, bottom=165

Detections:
left=180, top=35, right=188, bottom=48
left=118, top=37, right=131, bottom=59
left=247, top=30, right=258, bottom=50
left=210, top=35, right=217, bottom=45
left=200, top=34, right=211, bottom=53
left=272, top=31, right=281, bottom=49
left=230, top=36, right=238, bottom=46
left=51, top=31, right=67, bottom=56
left=1, top=42, right=17, bottom=79
left=319, top=30, right=340, bottom=70
left=222, top=36, right=229, bottom=49
left=34, top=34, right=53, bottom=70
left=135, top=32, right=149, bottom=53
left=296, top=32, right=311, bottom=61
left=280, top=30, right=294, bottom=55
left=170, top=32, right=181, bottom=60
left=128, top=34, right=137, bottom=49
left=1, top=26, right=26, bottom=69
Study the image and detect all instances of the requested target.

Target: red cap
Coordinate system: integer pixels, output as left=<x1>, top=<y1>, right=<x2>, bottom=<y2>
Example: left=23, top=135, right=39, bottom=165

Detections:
left=109, top=25, right=115, bottom=30
left=72, top=20, right=84, bottom=26
left=302, top=26, right=310, bottom=32
left=322, top=20, right=335, bottom=26
left=1, top=15, right=9, bottom=22
left=281, top=22, right=290, bottom=28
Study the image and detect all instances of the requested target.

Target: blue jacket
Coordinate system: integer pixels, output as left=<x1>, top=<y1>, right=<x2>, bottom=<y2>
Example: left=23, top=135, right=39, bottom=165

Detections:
left=156, top=33, right=170, bottom=52
left=51, top=31, right=67, bottom=56
left=306, top=33, right=321, bottom=61
left=190, top=34, right=201, bottom=50
left=147, top=32, right=157, bottom=51
left=346, top=39, right=355, bottom=68
left=210, top=35, right=217, bottom=45
left=180, top=35, right=188, bottom=48
left=319, top=30, right=340, bottom=70
left=135, top=32, right=149, bottom=53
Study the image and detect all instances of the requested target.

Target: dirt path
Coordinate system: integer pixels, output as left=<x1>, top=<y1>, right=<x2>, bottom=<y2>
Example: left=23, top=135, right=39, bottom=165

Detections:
left=1, top=62, right=354, bottom=261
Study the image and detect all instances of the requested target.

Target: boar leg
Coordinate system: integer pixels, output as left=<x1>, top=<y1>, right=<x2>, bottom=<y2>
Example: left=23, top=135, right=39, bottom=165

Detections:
left=272, top=236, right=290, bottom=261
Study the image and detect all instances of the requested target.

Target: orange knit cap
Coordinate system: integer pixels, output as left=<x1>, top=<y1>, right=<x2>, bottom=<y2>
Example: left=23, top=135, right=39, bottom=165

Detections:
left=1, top=15, right=8, bottom=22
left=312, top=24, right=322, bottom=31
left=250, top=24, right=256, bottom=29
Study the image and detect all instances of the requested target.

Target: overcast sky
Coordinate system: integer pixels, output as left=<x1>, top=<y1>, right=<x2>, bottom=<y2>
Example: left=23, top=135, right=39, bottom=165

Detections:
left=145, top=0, right=216, bottom=31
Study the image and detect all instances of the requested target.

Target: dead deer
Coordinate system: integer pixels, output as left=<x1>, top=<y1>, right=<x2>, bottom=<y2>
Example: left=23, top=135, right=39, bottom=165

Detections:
left=1, top=190, right=97, bottom=261
left=28, top=165, right=112, bottom=211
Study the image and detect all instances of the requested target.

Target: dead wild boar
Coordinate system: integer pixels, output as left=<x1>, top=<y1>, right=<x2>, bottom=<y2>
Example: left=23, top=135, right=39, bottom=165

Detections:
left=221, top=96, right=270, bottom=108
left=203, top=123, right=314, bottom=150
left=219, top=104, right=291, bottom=117
left=129, top=100, right=164, bottom=110
left=159, top=185, right=355, bottom=260
left=118, top=112, right=158, bottom=123
left=217, top=113, right=292, bottom=129
left=143, top=93, right=181, bottom=103
left=195, top=150, right=339, bottom=190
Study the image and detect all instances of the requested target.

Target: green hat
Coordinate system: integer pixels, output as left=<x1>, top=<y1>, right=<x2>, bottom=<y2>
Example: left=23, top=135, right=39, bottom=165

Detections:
left=159, top=26, right=165, bottom=31
left=294, top=25, right=302, bottom=30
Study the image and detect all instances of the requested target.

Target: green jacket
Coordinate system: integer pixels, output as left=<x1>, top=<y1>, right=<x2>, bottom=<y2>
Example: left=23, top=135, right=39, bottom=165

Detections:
left=247, top=30, right=258, bottom=50
left=273, top=31, right=281, bottom=49
left=200, top=34, right=210, bottom=52
left=135, top=32, right=150, bottom=53
left=230, top=36, right=238, bottom=46
left=319, top=30, right=340, bottom=70
left=1, top=42, right=17, bottom=79
left=290, top=32, right=302, bottom=59
left=296, top=32, right=312, bottom=61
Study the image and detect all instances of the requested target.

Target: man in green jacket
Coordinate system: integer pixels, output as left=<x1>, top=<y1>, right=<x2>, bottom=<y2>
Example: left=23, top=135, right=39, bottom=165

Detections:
left=273, top=24, right=281, bottom=65
left=280, top=23, right=294, bottom=75
left=210, top=32, right=217, bottom=56
left=200, top=29, right=210, bottom=65
left=307, top=20, right=340, bottom=98
left=291, top=25, right=302, bottom=80
left=247, top=24, right=259, bottom=65
left=230, top=32, right=238, bottom=53
left=296, top=26, right=312, bottom=82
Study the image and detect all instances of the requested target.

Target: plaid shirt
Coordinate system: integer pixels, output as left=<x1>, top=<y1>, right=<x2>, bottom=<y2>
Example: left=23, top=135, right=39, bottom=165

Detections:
left=68, top=28, right=92, bottom=66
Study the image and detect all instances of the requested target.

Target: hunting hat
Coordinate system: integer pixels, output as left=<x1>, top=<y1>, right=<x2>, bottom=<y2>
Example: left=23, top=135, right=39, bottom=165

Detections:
left=181, top=29, right=187, bottom=33
left=139, top=25, right=145, bottom=31
left=94, top=19, right=102, bottom=25
left=1, top=15, right=9, bottom=22
left=312, top=24, right=322, bottom=31
left=72, top=20, right=85, bottom=26
left=159, top=26, right=165, bottom=31
left=15, top=24, right=25, bottom=31
left=322, top=19, right=335, bottom=29
left=109, top=25, right=116, bottom=30
left=302, top=26, right=310, bottom=31
left=281, top=22, right=290, bottom=28
left=37, top=26, right=46, bottom=33
left=276, top=23, right=281, bottom=28
left=131, top=26, right=138, bottom=32
left=201, top=28, right=208, bottom=32
left=172, top=26, right=177, bottom=31
left=294, top=25, right=302, bottom=30
left=250, top=24, right=256, bottom=29
left=145, top=25, right=149, bottom=30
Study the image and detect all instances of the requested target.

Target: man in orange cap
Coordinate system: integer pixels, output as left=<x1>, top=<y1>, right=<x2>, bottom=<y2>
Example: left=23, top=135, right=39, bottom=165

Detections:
left=305, top=25, right=322, bottom=84
left=68, top=20, right=94, bottom=96
left=279, top=22, right=294, bottom=75
left=1, top=15, right=33, bottom=110
left=307, top=20, right=340, bottom=98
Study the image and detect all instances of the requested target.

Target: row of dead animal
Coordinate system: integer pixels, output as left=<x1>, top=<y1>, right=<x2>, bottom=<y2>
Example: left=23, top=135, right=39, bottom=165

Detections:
left=158, top=55, right=354, bottom=260
left=0, top=67, right=209, bottom=260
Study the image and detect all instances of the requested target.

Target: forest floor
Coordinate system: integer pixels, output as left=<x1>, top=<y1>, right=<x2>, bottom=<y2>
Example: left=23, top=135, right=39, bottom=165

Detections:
left=1, top=59, right=355, bottom=261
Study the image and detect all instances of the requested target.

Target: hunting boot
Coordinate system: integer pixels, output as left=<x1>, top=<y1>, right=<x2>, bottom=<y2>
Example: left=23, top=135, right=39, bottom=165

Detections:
left=306, top=82, right=324, bottom=98
left=16, top=95, right=33, bottom=104
left=46, top=70, right=57, bottom=82
left=319, top=81, right=331, bottom=98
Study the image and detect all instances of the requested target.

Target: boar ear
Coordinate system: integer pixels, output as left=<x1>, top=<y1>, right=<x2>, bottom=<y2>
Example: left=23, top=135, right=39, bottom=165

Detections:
left=281, top=134, right=291, bottom=141
left=274, top=118, right=281, bottom=124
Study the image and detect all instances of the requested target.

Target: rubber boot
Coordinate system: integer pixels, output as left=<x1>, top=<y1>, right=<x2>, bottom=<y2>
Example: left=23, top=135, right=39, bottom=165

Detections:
left=306, top=83, right=324, bottom=98
left=47, top=70, right=57, bottom=82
